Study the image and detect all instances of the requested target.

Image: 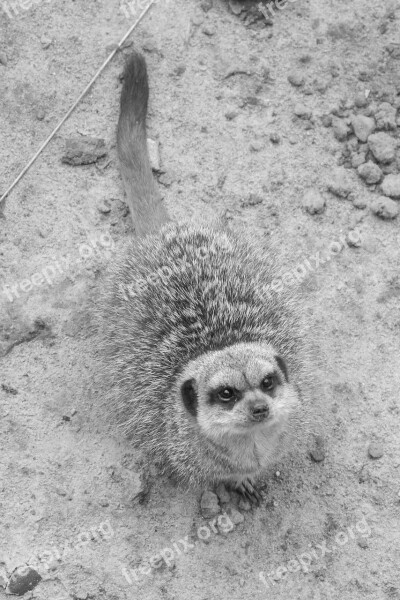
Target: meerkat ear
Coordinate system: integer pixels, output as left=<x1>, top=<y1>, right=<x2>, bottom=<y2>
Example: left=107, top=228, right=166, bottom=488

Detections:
left=181, top=378, right=198, bottom=417
left=275, top=355, right=289, bottom=382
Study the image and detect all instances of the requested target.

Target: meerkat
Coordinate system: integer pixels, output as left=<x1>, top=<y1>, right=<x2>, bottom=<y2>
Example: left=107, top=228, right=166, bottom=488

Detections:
left=98, top=52, right=310, bottom=503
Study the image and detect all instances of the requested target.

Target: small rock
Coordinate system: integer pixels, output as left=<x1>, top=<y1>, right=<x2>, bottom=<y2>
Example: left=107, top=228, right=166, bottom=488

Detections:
left=357, top=537, right=369, bottom=549
left=0, top=574, right=7, bottom=589
left=238, top=498, right=251, bottom=511
left=327, top=168, right=353, bottom=198
left=354, top=91, right=369, bottom=108
left=225, top=506, right=244, bottom=525
left=368, top=442, right=384, bottom=459
left=368, top=132, right=396, bottom=164
left=294, top=103, right=312, bottom=119
left=321, top=115, right=332, bottom=127
left=288, top=71, right=305, bottom=87
left=147, top=138, right=161, bottom=172
left=202, top=26, right=215, bottom=36
left=374, top=102, right=397, bottom=131
left=201, top=0, right=213, bottom=11
left=310, top=435, right=325, bottom=462
left=351, top=115, right=375, bottom=142
left=225, top=109, right=239, bottom=121
left=142, top=39, right=158, bottom=53
left=302, top=188, right=326, bottom=215
left=332, top=117, right=350, bottom=141
left=346, top=230, right=362, bottom=247
left=351, top=153, right=366, bottom=168
left=381, top=174, right=400, bottom=198
left=35, top=108, right=46, bottom=121
left=215, top=483, right=231, bottom=504
left=0, top=52, right=8, bottom=66
left=357, top=161, right=383, bottom=184
left=7, top=566, right=42, bottom=596
left=97, top=200, right=111, bottom=214
left=40, top=35, right=52, bottom=49
left=250, top=140, right=263, bottom=152
left=228, top=0, right=243, bottom=15
left=269, top=132, right=281, bottom=144
left=200, top=491, right=220, bottom=519
left=352, top=196, right=367, bottom=209
left=371, top=196, right=399, bottom=219
left=62, top=137, right=107, bottom=166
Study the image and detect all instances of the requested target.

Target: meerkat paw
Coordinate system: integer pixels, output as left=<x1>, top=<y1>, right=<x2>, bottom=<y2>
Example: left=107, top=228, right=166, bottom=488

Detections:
left=234, top=478, right=262, bottom=506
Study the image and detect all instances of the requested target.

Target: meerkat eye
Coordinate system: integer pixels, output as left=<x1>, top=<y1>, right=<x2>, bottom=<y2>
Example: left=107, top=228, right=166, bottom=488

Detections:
left=218, top=387, right=235, bottom=401
left=261, top=375, right=276, bottom=392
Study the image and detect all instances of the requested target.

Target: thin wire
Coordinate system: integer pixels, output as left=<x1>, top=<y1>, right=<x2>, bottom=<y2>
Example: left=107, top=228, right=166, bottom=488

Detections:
left=0, top=0, right=156, bottom=207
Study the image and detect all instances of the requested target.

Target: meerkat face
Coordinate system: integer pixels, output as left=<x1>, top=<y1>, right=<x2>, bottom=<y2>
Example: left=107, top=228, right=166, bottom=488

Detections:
left=179, top=343, right=300, bottom=442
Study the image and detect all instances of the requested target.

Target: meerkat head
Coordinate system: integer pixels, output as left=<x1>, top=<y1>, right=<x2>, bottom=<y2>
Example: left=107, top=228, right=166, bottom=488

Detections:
left=179, top=342, right=300, bottom=442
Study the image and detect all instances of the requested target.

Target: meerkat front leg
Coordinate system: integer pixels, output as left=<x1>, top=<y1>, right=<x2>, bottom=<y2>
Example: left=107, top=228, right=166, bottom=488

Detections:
left=233, top=478, right=262, bottom=506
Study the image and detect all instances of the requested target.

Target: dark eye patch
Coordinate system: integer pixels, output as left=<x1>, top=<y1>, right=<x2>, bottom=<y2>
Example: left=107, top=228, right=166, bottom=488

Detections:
left=275, top=355, right=289, bottom=382
left=181, top=378, right=198, bottom=417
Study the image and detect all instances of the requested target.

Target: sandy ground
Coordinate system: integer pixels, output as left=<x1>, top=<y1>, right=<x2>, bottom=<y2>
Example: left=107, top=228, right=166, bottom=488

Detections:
left=1, top=0, right=400, bottom=599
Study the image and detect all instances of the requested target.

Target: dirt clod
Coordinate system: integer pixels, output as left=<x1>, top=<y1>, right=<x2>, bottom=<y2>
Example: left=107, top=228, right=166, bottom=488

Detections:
left=62, top=137, right=107, bottom=166
left=288, top=71, right=305, bottom=87
left=371, top=196, right=399, bottom=219
left=302, top=188, right=326, bottom=215
left=368, top=442, right=384, bottom=459
left=368, top=132, right=396, bottom=164
left=200, top=491, right=220, bottom=519
left=310, top=435, right=326, bottom=462
left=7, top=566, right=42, bottom=596
left=357, top=161, right=383, bottom=184
left=381, top=174, right=400, bottom=198
left=351, top=115, right=375, bottom=142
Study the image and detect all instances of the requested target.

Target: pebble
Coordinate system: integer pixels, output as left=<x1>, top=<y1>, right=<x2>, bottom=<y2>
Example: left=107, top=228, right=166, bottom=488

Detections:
left=97, top=200, right=111, bottom=214
left=294, top=103, right=312, bottom=119
left=370, top=196, right=399, bottom=219
left=381, top=174, right=400, bottom=198
left=288, top=71, right=305, bottom=87
left=354, top=91, right=369, bottom=108
left=40, top=35, right=52, bottom=49
left=62, top=137, right=107, bottom=165
left=147, top=138, right=161, bottom=172
left=202, top=26, right=215, bottom=36
left=357, top=161, right=383, bottom=184
left=352, top=196, right=368, bottom=209
left=0, top=574, right=7, bottom=588
left=0, top=52, right=7, bottom=66
left=7, top=566, right=42, bottom=596
left=215, top=483, right=231, bottom=504
left=357, top=538, right=369, bottom=549
left=368, top=132, right=396, bottom=164
left=374, top=102, right=397, bottom=131
left=302, top=188, right=326, bottom=214
left=322, top=115, right=332, bottom=127
left=351, top=153, right=366, bottom=168
left=250, top=140, right=263, bottom=152
left=35, top=108, right=46, bottom=121
left=201, top=0, right=213, bottom=11
left=225, top=109, right=239, bottom=121
left=228, top=0, right=243, bottom=15
left=309, top=435, right=326, bottom=462
left=327, top=168, right=353, bottom=198
left=332, top=117, right=349, bottom=141
left=200, top=491, right=220, bottom=519
left=269, top=132, right=281, bottom=144
left=351, top=115, right=375, bottom=142
left=368, top=442, right=384, bottom=459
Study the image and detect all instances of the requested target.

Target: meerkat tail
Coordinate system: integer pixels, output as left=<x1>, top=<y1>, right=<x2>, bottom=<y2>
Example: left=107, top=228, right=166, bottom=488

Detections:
left=117, top=51, right=170, bottom=237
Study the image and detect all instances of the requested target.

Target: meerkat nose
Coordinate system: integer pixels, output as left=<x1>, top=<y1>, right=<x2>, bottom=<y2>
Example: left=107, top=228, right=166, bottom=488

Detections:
left=251, top=403, right=270, bottom=422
